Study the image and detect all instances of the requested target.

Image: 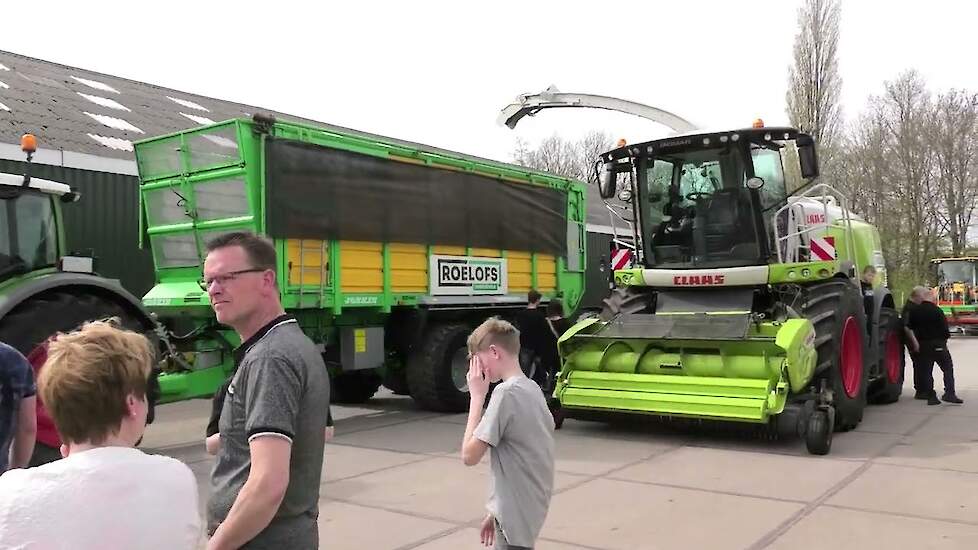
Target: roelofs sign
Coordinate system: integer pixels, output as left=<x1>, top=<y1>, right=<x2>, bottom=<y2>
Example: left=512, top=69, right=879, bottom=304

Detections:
left=429, top=255, right=508, bottom=295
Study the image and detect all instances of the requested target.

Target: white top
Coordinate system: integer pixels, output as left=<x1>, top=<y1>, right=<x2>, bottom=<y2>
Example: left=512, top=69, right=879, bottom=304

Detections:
left=0, top=446, right=201, bottom=550
left=0, top=172, right=71, bottom=196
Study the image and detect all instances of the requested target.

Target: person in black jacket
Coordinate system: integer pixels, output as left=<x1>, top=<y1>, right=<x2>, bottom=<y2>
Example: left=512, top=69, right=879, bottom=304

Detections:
left=906, top=286, right=963, bottom=405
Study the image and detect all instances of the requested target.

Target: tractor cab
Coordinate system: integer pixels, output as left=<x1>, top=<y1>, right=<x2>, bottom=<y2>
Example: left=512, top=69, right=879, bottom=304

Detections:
left=597, top=123, right=819, bottom=270
left=0, top=135, right=82, bottom=286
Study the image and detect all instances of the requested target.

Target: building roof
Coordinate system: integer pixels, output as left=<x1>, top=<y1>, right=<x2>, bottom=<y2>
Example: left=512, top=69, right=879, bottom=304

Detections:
left=0, top=49, right=628, bottom=232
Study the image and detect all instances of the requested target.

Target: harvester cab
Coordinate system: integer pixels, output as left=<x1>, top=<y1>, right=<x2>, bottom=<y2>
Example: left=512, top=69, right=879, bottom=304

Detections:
left=557, top=122, right=902, bottom=455
left=930, top=257, right=978, bottom=332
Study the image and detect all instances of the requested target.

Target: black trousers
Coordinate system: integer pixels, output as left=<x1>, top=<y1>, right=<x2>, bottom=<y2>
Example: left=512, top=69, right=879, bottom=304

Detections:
left=916, top=342, right=957, bottom=396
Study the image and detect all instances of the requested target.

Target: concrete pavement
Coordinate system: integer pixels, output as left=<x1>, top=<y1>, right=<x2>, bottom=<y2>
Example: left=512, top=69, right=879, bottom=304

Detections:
left=143, top=338, right=978, bottom=549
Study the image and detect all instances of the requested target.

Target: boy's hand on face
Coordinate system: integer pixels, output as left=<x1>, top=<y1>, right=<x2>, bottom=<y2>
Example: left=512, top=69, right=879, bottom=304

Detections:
left=467, top=355, right=490, bottom=400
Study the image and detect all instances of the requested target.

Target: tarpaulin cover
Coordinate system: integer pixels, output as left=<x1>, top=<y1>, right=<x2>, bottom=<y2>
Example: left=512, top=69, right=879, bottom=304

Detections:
left=265, top=138, right=568, bottom=256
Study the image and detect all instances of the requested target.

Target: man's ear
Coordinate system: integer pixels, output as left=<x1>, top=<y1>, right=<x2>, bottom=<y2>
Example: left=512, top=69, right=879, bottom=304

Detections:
left=126, top=394, right=142, bottom=417
left=263, top=269, right=279, bottom=291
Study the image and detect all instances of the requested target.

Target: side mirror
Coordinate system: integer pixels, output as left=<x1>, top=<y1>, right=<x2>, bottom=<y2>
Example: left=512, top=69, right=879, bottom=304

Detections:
left=60, top=190, right=81, bottom=203
left=796, top=134, right=820, bottom=179
left=598, top=161, right=616, bottom=199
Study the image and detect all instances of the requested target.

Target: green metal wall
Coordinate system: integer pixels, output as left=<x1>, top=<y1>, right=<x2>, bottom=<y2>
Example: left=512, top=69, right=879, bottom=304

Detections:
left=0, top=159, right=155, bottom=298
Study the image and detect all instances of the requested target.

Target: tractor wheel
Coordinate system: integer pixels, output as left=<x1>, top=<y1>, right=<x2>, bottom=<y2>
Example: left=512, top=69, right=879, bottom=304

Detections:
left=868, top=307, right=904, bottom=404
left=0, top=291, right=142, bottom=357
left=805, top=409, right=833, bottom=455
left=331, top=370, right=383, bottom=404
left=407, top=323, right=472, bottom=412
left=599, top=287, right=650, bottom=321
left=800, top=279, right=869, bottom=432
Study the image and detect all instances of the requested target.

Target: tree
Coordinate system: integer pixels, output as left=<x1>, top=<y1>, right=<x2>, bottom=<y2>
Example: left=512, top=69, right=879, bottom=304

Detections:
left=786, top=0, right=843, bottom=172
left=511, top=131, right=614, bottom=183
left=931, top=89, right=978, bottom=255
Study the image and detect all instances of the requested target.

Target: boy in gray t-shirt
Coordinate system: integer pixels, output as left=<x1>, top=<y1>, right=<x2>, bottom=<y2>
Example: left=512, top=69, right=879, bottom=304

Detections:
left=461, top=317, right=555, bottom=550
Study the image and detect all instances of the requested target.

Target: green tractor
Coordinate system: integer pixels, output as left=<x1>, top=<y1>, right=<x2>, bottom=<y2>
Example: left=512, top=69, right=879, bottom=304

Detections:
left=553, top=123, right=903, bottom=455
left=0, top=135, right=157, bottom=375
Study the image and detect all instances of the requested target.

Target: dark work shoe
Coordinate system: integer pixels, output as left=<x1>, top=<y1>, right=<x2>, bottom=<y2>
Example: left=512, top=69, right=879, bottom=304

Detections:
left=942, top=394, right=964, bottom=404
left=927, top=394, right=942, bottom=406
left=914, top=391, right=930, bottom=400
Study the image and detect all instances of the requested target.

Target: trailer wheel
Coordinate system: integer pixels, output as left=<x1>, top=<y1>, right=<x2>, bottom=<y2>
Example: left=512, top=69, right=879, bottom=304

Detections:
left=0, top=291, right=142, bottom=357
left=868, top=307, right=904, bottom=404
left=332, top=371, right=383, bottom=404
left=805, top=409, right=833, bottom=455
left=407, top=323, right=472, bottom=412
left=800, top=280, right=869, bottom=432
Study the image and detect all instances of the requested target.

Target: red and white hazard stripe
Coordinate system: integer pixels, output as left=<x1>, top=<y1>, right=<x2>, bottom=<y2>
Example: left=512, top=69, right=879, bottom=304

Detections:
left=611, top=248, right=633, bottom=270
left=810, top=236, right=836, bottom=261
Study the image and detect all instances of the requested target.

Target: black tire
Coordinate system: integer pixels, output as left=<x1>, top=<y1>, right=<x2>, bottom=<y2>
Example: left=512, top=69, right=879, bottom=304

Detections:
left=868, top=307, right=904, bottom=404
left=383, top=366, right=411, bottom=396
left=331, top=370, right=383, bottom=404
left=599, top=287, right=650, bottom=321
left=0, top=291, right=141, bottom=357
left=407, top=323, right=472, bottom=412
left=799, top=279, right=869, bottom=432
left=0, top=291, right=148, bottom=455
left=805, top=409, right=833, bottom=455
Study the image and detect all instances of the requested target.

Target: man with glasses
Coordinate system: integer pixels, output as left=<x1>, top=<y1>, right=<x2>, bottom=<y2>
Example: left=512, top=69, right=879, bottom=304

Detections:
left=201, top=232, right=330, bottom=550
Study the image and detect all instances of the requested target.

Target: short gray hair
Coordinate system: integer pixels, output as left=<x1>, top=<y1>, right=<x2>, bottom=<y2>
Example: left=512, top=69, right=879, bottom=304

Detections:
left=911, top=286, right=931, bottom=301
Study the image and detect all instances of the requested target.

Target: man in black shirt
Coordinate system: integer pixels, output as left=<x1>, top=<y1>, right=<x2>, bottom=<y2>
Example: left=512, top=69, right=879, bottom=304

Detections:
left=906, top=286, right=963, bottom=405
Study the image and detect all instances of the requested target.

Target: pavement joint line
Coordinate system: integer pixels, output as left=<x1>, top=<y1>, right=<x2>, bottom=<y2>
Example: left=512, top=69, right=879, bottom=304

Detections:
left=870, top=460, right=978, bottom=476
left=392, top=524, right=472, bottom=550
left=329, top=413, right=443, bottom=436
left=321, top=495, right=475, bottom=527
left=747, top=410, right=937, bottom=550
left=552, top=444, right=687, bottom=497
left=535, top=537, right=615, bottom=550
left=323, top=453, right=440, bottom=485
left=601, top=476, right=811, bottom=506
left=821, top=503, right=978, bottom=527
left=326, top=441, right=455, bottom=459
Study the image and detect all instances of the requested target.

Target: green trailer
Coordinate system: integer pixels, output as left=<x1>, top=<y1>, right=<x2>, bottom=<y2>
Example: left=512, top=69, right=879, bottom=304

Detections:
left=134, top=115, right=586, bottom=412
left=553, top=124, right=904, bottom=455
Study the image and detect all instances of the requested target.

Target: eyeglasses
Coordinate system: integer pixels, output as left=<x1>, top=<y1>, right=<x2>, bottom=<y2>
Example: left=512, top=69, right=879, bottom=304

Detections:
left=199, top=268, right=266, bottom=290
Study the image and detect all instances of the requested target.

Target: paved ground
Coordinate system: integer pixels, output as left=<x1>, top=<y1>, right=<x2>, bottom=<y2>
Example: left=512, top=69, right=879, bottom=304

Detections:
left=143, top=338, right=978, bottom=549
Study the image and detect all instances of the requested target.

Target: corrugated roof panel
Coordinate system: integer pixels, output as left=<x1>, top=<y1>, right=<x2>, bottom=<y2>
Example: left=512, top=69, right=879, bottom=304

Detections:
left=87, top=133, right=134, bottom=152
left=77, top=92, right=130, bottom=112
left=167, top=96, right=209, bottom=112
left=83, top=112, right=144, bottom=134
left=71, top=75, right=120, bottom=94
left=180, top=112, right=214, bottom=125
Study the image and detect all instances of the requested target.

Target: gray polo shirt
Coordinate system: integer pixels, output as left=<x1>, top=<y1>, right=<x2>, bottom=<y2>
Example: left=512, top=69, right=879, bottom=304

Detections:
left=474, top=375, right=555, bottom=548
left=207, top=316, right=330, bottom=549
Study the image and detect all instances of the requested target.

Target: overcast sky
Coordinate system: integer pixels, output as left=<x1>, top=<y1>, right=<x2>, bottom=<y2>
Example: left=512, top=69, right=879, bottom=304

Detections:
left=3, top=0, right=975, bottom=163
